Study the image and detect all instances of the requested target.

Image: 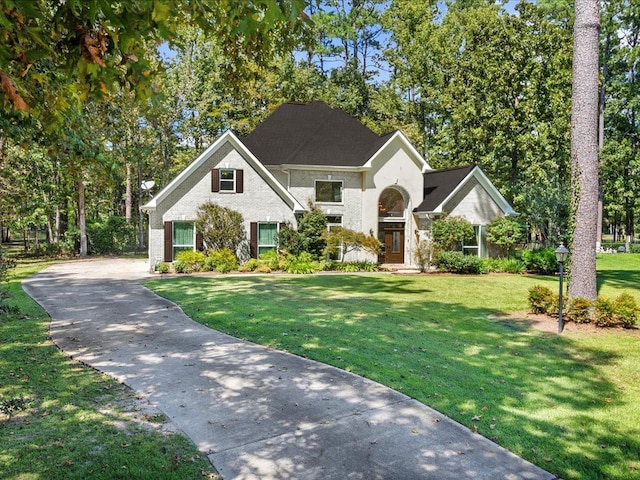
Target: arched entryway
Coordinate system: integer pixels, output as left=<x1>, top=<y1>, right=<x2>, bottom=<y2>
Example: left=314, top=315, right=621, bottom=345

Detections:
left=378, top=187, right=407, bottom=264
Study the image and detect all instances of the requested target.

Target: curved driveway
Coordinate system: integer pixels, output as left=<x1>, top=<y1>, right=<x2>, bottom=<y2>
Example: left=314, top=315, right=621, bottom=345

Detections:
left=23, top=258, right=556, bottom=480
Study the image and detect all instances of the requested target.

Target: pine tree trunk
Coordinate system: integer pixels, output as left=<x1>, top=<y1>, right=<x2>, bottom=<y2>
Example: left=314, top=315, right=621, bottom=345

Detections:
left=569, top=0, right=600, bottom=300
left=79, top=178, right=88, bottom=258
left=125, top=161, right=132, bottom=222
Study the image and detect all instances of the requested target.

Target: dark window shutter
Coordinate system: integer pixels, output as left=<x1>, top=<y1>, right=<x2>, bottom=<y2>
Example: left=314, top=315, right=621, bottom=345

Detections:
left=250, top=222, right=258, bottom=258
left=211, top=169, right=220, bottom=192
left=196, top=232, right=204, bottom=251
left=236, top=169, right=244, bottom=193
left=164, top=221, right=173, bottom=262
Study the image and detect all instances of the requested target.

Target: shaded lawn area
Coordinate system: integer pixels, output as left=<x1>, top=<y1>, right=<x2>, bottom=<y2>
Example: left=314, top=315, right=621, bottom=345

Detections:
left=148, top=257, right=640, bottom=480
left=0, top=259, right=218, bottom=480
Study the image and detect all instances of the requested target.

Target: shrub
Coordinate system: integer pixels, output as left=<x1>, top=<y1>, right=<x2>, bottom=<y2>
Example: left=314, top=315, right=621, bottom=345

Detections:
left=528, top=285, right=556, bottom=314
left=520, top=248, right=558, bottom=275
left=323, top=227, right=381, bottom=260
left=595, top=293, right=640, bottom=328
left=413, top=237, right=434, bottom=272
left=434, top=251, right=484, bottom=274
left=431, top=216, right=475, bottom=251
left=87, top=216, right=137, bottom=254
left=156, top=262, right=169, bottom=274
left=204, top=248, right=239, bottom=273
left=284, top=252, right=322, bottom=274
left=259, top=250, right=282, bottom=271
left=482, top=257, right=525, bottom=274
left=254, top=263, right=272, bottom=273
left=195, top=201, right=245, bottom=253
left=328, top=261, right=378, bottom=272
left=486, top=216, right=525, bottom=257
left=242, top=258, right=261, bottom=272
left=173, top=250, right=205, bottom=273
left=567, top=297, right=593, bottom=324
left=0, top=247, right=17, bottom=306
left=278, top=208, right=328, bottom=259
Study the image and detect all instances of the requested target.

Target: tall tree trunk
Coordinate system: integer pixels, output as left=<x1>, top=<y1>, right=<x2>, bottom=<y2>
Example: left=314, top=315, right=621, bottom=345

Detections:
left=78, top=177, right=88, bottom=258
left=125, top=161, right=132, bottom=222
left=597, top=31, right=611, bottom=251
left=569, top=0, right=600, bottom=300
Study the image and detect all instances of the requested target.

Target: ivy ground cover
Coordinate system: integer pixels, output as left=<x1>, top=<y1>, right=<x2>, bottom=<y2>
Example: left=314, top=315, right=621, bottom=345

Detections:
left=148, top=254, right=640, bottom=480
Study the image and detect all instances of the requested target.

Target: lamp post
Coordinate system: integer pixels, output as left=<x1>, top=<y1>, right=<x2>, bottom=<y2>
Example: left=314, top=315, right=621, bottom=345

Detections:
left=555, top=242, right=569, bottom=333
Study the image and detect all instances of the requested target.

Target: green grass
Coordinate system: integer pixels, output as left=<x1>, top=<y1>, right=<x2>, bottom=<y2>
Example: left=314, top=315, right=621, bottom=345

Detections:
left=0, top=258, right=218, bottom=480
left=147, top=255, right=640, bottom=480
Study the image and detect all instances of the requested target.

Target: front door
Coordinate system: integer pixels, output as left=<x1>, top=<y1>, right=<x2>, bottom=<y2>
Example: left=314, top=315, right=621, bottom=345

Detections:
left=383, top=228, right=404, bottom=264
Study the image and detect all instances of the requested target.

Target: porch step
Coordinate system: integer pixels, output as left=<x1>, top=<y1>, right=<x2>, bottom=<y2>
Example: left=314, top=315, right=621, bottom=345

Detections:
left=380, top=264, right=422, bottom=274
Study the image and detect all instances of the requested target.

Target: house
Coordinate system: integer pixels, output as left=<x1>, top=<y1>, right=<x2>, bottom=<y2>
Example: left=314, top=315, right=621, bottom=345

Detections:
left=142, top=100, right=515, bottom=270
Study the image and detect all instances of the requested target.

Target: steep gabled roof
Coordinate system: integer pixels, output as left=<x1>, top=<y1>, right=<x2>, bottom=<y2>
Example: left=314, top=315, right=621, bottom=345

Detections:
left=241, top=101, right=393, bottom=167
left=414, top=164, right=515, bottom=215
left=142, top=131, right=306, bottom=213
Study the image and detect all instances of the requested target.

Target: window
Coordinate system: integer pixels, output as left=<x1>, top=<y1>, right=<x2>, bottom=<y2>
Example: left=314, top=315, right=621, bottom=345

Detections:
left=211, top=168, right=243, bottom=193
left=258, top=223, right=278, bottom=256
left=173, top=222, right=195, bottom=258
left=462, top=225, right=485, bottom=257
left=220, top=169, right=235, bottom=191
left=326, top=215, right=343, bottom=261
left=378, top=188, right=405, bottom=218
left=315, top=180, right=343, bottom=203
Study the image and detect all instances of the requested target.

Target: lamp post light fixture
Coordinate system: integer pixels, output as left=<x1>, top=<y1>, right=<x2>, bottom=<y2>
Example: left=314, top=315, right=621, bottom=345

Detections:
left=555, top=242, right=569, bottom=333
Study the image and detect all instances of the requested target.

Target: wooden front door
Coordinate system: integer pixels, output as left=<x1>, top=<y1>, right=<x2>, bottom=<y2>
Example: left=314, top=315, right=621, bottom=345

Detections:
left=383, top=228, right=404, bottom=264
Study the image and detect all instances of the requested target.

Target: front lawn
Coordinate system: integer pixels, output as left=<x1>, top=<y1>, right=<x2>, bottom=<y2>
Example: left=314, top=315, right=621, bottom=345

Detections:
left=0, top=258, right=218, bottom=480
left=147, top=254, right=640, bottom=480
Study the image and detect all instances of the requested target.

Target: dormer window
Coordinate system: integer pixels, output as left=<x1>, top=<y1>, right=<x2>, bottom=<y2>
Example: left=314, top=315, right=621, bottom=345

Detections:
left=211, top=168, right=244, bottom=193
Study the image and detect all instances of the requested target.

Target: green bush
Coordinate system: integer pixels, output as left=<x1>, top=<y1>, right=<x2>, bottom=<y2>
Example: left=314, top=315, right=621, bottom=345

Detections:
left=486, top=216, right=525, bottom=257
left=431, top=216, right=475, bottom=251
left=595, top=293, right=640, bottom=328
left=0, top=247, right=17, bottom=306
left=520, top=248, right=558, bottom=275
left=328, top=261, right=378, bottom=272
left=413, top=238, right=434, bottom=272
left=434, top=251, right=484, bottom=274
left=284, top=252, right=322, bottom=274
left=567, top=297, right=592, bottom=324
left=173, top=250, right=206, bottom=273
left=259, top=250, right=282, bottom=271
left=87, top=216, right=137, bottom=254
left=527, top=285, right=556, bottom=314
left=156, top=262, right=169, bottom=274
left=482, top=257, right=525, bottom=274
left=241, top=258, right=261, bottom=272
left=204, top=248, right=239, bottom=273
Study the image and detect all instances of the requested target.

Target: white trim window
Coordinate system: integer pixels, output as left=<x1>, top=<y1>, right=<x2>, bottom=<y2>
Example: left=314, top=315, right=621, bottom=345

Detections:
left=462, top=225, right=486, bottom=257
left=326, top=215, right=343, bottom=261
left=258, top=222, right=279, bottom=257
left=173, top=221, right=195, bottom=258
left=220, top=168, right=236, bottom=191
left=315, top=180, right=343, bottom=204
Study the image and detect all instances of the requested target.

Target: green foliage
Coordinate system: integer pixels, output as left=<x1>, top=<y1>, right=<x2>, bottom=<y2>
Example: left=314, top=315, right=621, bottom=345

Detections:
left=486, top=216, right=525, bottom=257
left=413, top=237, right=434, bottom=272
left=156, top=262, right=170, bottom=274
left=195, top=201, right=246, bottom=254
left=327, top=261, right=379, bottom=272
left=595, top=293, right=640, bottom=328
left=284, top=252, right=323, bottom=274
left=0, top=247, right=17, bottom=303
left=240, top=258, right=261, bottom=272
left=520, top=248, right=559, bottom=275
left=483, top=257, right=525, bottom=274
left=204, top=248, right=239, bottom=273
left=324, top=227, right=381, bottom=259
left=259, top=249, right=283, bottom=271
left=567, top=297, right=593, bottom=324
left=431, top=216, right=475, bottom=252
left=87, top=216, right=137, bottom=254
left=527, top=285, right=556, bottom=314
left=434, top=251, right=484, bottom=274
left=173, top=250, right=205, bottom=274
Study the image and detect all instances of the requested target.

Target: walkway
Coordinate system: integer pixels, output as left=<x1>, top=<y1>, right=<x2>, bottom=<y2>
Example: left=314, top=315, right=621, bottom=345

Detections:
left=23, top=259, right=556, bottom=480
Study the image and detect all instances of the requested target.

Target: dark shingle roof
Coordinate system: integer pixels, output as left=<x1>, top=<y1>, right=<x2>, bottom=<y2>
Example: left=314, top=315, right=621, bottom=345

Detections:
left=240, top=101, right=393, bottom=167
left=413, top=165, right=476, bottom=212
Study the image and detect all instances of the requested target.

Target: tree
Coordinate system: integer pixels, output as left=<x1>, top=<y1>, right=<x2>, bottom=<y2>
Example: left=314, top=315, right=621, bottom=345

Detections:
left=195, top=202, right=246, bottom=253
left=568, top=0, right=600, bottom=300
left=486, top=216, right=525, bottom=257
left=431, top=216, right=475, bottom=252
left=278, top=208, right=328, bottom=259
left=324, top=227, right=381, bottom=260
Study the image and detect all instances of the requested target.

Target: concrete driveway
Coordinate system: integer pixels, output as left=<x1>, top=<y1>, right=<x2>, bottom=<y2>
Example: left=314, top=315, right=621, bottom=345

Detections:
left=23, top=258, right=556, bottom=480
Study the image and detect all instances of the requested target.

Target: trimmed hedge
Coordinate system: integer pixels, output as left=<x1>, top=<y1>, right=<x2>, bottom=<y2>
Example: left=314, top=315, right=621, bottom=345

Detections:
left=435, top=251, right=484, bottom=274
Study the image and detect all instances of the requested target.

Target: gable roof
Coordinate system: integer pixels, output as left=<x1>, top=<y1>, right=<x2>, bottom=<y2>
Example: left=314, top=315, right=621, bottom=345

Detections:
left=142, top=131, right=306, bottom=213
left=240, top=100, right=394, bottom=168
left=414, top=165, right=516, bottom=215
